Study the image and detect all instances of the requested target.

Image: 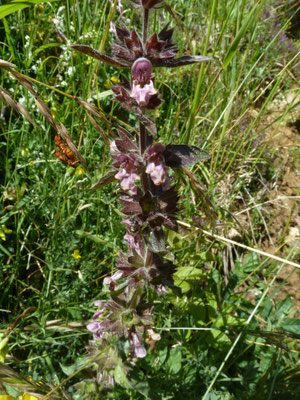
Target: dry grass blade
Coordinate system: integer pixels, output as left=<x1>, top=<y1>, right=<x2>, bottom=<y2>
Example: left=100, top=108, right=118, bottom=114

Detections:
left=0, top=86, right=36, bottom=125
left=0, top=363, right=54, bottom=399
left=86, top=112, right=111, bottom=145
left=10, top=71, right=58, bottom=128
left=0, top=60, right=16, bottom=69
left=24, top=319, right=86, bottom=332
left=74, top=96, right=114, bottom=139
left=7, top=70, right=88, bottom=171
left=34, top=98, right=57, bottom=129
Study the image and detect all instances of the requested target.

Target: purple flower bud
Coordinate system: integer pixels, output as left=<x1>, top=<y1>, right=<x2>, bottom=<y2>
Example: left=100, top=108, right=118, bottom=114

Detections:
left=130, top=332, right=147, bottom=358
left=131, top=57, right=153, bottom=85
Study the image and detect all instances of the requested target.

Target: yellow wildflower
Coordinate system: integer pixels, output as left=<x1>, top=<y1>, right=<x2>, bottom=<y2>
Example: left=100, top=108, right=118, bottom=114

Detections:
left=75, top=166, right=85, bottom=175
left=0, top=226, right=12, bottom=241
left=72, top=250, right=81, bottom=259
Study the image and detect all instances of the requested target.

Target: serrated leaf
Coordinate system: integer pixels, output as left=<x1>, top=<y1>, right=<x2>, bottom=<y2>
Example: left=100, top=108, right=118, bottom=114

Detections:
left=275, top=296, right=293, bottom=322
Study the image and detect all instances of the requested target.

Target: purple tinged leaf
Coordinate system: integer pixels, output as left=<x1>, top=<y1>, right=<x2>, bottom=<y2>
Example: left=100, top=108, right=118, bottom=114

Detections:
left=120, top=196, right=142, bottom=215
left=71, top=45, right=130, bottom=67
left=158, top=23, right=175, bottom=45
left=111, top=44, right=135, bottom=62
left=129, top=105, right=157, bottom=136
left=115, top=25, right=131, bottom=42
left=164, top=145, right=210, bottom=169
left=115, top=129, right=139, bottom=153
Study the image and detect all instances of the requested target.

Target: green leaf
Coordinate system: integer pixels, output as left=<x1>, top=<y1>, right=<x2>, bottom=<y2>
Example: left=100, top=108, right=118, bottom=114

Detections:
left=114, top=362, right=130, bottom=389
left=59, top=357, right=88, bottom=376
left=175, top=266, right=205, bottom=279
left=0, top=0, right=62, bottom=20
left=274, top=296, right=293, bottom=321
left=166, top=347, right=182, bottom=374
left=278, top=318, right=300, bottom=335
left=242, top=252, right=260, bottom=273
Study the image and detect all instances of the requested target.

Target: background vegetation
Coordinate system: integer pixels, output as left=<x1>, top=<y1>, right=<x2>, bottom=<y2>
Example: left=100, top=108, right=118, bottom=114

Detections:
left=0, top=0, right=299, bottom=398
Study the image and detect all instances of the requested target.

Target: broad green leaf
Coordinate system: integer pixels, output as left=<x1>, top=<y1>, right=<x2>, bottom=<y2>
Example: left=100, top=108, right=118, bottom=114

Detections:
left=166, top=347, right=182, bottom=374
left=206, top=330, right=231, bottom=346
left=278, top=318, right=300, bottom=335
left=0, top=0, right=62, bottom=20
left=114, top=363, right=130, bottom=389
left=175, top=266, right=206, bottom=279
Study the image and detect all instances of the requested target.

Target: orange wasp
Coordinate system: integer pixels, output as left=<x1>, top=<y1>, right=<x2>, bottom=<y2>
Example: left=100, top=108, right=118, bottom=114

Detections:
left=54, top=134, right=79, bottom=167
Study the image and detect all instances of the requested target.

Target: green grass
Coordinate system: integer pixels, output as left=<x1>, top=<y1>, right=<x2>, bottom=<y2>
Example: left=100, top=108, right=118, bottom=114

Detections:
left=0, top=0, right=300, bottom=399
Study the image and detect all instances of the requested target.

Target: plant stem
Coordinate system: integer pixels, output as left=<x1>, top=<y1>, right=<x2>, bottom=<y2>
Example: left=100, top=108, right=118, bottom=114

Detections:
left=143, top=8, right=149, bottom=46
left=139, top=122, right=149, bottom=192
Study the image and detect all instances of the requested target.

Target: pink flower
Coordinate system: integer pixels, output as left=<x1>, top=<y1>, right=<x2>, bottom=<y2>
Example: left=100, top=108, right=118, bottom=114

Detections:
left=131, top=80, right=157, bottom=107
left=145, top=143, right=169, bottom=186
left=145, top=161, right=167, bottom=185
left=114, top=155, right=140, bottom=195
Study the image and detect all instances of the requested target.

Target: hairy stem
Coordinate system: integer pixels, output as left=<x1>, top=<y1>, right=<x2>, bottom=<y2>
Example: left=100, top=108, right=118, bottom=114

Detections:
left=143, top=8, right=149, bottom=46
left=139, top=122, right=149, bottom=192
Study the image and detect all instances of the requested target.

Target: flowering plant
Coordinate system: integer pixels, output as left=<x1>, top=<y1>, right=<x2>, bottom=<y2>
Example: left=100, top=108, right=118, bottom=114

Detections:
left=70, top=0, right=214, bottom=393
left=0, top=0, right=214, bottom=396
